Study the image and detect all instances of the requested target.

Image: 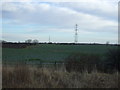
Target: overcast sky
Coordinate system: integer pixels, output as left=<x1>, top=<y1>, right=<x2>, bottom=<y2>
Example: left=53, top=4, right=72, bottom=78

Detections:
left=1, top=0, right=119, bottom=44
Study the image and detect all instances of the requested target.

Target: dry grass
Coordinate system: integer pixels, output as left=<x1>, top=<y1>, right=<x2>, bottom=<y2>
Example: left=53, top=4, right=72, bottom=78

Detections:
left=2, top=64, right=119, bottom=88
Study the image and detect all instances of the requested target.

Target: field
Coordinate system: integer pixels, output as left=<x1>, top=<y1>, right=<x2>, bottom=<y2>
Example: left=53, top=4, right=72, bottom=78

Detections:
left=2, top=43, right=119, bottom=88
left=2, top=44, right=117, bottom=64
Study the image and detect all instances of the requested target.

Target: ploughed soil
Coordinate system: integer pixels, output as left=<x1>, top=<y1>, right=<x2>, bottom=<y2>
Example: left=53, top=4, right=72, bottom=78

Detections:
left=1, top=43, right=37, bottom=48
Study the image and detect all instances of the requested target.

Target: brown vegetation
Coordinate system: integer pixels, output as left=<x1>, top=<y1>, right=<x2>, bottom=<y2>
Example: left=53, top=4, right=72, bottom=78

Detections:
left=65, top=53, right=101, bottom=73
left=65, top=48, right=120, bottom=73
left=2, top=64, right=119, bottom=88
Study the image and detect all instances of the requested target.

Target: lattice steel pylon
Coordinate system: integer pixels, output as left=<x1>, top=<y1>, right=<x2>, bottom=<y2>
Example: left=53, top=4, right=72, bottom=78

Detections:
left=74, top=24, right=78, bottom=43
left=49, top=35, right=50, bottom=43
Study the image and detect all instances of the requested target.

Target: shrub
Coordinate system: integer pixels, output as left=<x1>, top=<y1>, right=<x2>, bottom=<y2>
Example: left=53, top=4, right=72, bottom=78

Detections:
left=64, top=53, right=101, bottom=73
left=104, top=48, right=120, bottom=73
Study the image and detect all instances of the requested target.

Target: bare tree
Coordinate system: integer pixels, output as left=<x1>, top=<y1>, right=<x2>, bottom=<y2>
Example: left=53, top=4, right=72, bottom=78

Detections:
left=32, top=39, right=39, bottom=44
left=106, top=41, right=109, bottom=46
left=25, top=39, right=32, bottom=43
left=0, top=40, right=7, bottom=43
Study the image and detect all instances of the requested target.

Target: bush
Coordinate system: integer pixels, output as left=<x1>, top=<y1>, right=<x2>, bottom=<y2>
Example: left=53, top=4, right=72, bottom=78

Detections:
left=65, top=47, right=120, bottom=73
left=65, top=53, right=101, bottom=73
left=104, top=48, right=120, bottom=72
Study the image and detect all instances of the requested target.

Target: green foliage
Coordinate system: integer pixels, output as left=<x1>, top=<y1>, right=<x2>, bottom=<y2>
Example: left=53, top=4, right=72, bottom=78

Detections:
left=2, top=44, right=116, bottom=64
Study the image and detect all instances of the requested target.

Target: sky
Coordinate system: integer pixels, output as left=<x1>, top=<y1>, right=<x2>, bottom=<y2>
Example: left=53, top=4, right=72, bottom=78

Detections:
left=0, top=0, right=119, bottom=44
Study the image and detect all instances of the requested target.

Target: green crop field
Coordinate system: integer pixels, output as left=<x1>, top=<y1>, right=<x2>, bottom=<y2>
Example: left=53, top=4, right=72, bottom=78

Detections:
left=2, top=44, right=117, bottom=64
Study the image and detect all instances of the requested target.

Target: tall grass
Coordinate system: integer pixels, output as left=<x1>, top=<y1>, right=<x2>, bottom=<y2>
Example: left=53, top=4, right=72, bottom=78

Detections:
left=2, top=64, right=119, bottom=88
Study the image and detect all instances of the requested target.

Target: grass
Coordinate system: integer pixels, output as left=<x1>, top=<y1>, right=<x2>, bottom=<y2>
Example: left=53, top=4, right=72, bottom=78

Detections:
left=2, top=64, right=119, bottom=88
left=2, top=44, right=117, bottom=64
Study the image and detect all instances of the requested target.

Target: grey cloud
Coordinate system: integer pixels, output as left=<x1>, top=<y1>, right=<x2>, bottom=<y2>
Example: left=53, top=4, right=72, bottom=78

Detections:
left=2, top=2, right=117, bottom=33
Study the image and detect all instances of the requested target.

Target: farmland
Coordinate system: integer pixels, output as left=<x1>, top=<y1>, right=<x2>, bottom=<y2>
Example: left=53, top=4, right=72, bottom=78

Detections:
left=2, top=43, right=118, bottom=64
left=2, top=43, right=119, bottom=88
